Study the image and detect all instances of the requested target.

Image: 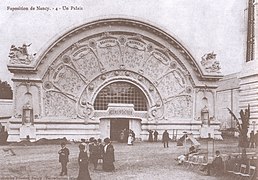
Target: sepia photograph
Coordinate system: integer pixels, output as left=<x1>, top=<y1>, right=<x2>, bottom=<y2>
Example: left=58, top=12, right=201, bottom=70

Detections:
left=0, top=0, right=257, bottom=179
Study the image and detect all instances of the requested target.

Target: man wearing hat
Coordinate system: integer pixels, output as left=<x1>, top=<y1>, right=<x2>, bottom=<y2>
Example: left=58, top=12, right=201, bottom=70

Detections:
left=58, top=142, right=70, bottom=176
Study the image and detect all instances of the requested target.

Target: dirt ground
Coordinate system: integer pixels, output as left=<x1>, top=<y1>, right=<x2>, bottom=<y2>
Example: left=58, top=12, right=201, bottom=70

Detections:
left=0, top=137, right=256, bottom=180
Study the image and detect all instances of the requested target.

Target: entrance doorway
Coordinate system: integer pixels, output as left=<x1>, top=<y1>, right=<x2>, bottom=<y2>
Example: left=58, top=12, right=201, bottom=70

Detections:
left=110, top=119, right=129, bottom=141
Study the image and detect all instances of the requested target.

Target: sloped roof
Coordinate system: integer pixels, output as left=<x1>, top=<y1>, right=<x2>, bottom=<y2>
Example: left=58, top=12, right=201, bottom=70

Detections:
left=216, top=73, right=240, bottom=91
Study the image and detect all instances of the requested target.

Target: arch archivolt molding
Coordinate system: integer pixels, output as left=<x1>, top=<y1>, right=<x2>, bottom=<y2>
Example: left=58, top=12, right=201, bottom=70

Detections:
left=41, top=29, right=194, bottom=122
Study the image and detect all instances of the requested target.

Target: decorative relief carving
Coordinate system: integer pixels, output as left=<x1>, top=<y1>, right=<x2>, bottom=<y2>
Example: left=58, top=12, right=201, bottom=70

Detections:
left=152, top=50, right=170, bottom=65
left=41, top=32, right=194, bottom=121
left=164, top=95, right=193, bottom=119
left=170, top=61, right=177, bottom=69
left=142, top=49, right=170, bottom=81
left=52, top=65, right=84, bottom=96
left=44, top=91, right=76, bottom=117
left=97, top=39, right=121, bottom=70
left=118, top=36, right=126, bottom=45
left=185, top=86, right=192, bottom=94
left=147, top=43, right=154, bottom=52
left=201, top=52, right=221, bottom=73
left=78, top=101, right=94, bottom=120
left=62, top=55, right=71, bottom=64
left=8, top=44, right=35, bottom=65
left=124, top=43, right=145, bottom=70
left=14, top=82, right=42, bottom=118
left=72, top=47, right=101, bottom=80
left=156, top=71, right=186, bottom=98
left=143, top=56, right=168, bottom=81
left=43, top=81, right=53, bottom=90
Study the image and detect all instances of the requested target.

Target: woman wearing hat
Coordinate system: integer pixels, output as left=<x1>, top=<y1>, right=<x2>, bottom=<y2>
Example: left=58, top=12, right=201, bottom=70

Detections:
left=102, top=137, right=115, bottom=172
left=77, top=144, right=91, bottom=180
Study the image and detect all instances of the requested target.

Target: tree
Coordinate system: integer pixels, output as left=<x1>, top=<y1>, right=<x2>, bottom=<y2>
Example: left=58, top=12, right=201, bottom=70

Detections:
left=227, top=105, right=250, bottom=148
left=0, top=80, right=13, bottom=99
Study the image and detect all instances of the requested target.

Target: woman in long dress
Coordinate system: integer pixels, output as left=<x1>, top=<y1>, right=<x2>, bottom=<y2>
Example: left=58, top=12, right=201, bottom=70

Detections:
left=102, top=138, right=115, bottom=172
left=127, top=134, right=133, bottom=145
left=77, top=144, right=91, bottom=180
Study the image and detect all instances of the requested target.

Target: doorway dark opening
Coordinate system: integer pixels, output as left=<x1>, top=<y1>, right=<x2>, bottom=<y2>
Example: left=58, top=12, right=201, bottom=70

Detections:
left=110, top=119, right=129, bottom=141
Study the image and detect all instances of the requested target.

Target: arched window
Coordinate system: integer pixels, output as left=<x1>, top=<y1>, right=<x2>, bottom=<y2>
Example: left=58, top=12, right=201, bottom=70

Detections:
left=94, top=82, right=147, bottom=111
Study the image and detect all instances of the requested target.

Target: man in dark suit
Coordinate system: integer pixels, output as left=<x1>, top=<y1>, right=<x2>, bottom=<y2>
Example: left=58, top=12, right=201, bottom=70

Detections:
left=200, top=150, right=223, bottom=176
left=154, top=130, right=158, bottom=142
left=162, top=130, right=170, bottom=148
left=58, top=142, right=70, bottom=176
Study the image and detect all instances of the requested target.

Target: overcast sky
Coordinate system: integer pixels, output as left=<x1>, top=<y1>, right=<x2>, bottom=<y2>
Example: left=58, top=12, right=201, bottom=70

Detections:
left=0, top=0, right=247, bottom=86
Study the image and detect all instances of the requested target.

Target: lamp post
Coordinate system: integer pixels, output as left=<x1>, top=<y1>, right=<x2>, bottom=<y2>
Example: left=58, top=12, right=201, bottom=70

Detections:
left=183, top=131, right=187, bottom=154
left=207, top=133, right=215, bottom=158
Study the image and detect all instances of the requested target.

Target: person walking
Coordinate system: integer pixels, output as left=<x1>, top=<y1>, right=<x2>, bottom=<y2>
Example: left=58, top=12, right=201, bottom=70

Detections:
left=97, top=138, right=104, bottom=164
left=58, top=142, right=70, bottom=176
left=131, top=129, right=136, bottom=141
left=89, top=139, right=101, bottom=170
left=162, top=130, right=170, bottom=148
left=77, top=144, right=91, bottom=180
left=102, top=138, right=115, bottom=172
left=249, top=130, right=255, bottom=148
left=148, top=130, right=153, bottom=142
left=154, top=130, right=158, bottom=142
left=255, top=130, right=258, bottom=148
left=127, top=133, right=134, bottom=145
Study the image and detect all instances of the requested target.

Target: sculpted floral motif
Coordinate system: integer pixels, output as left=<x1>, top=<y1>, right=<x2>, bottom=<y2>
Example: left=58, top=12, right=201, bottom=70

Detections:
left=44, top=92, right=76, bottom=117
left=147, top=43, right=154, bottom=52
left=157, top=71, right=186, bottom=98
left=170, top=61, right=177, bottom=69
left=72, top=49, right=100, bottom=80
left=62, top=55, right=71, bottom=64
left=165, top=96, right=192, bottom=119
left=53, top=66, right=83, bottom=95
left=98, top=46, right=121, bottom=70
left=185, top=86, right=192, bottom=94
left=88, top=84, right=94, bottom=91
left=118, top=36, right=126, bottom=45
left=124, top=46, right=145, bottom=70
left=89, top=39, right=97, bottom=49
left=43, top=81, right=53, bottom=90
left=144, top=56, right=169, bottom=81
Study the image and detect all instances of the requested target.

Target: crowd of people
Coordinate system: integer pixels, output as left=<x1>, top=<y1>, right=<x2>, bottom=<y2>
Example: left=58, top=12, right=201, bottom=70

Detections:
left=57, top=129, right=258, bottom=179
left=147, top=130, right=170, bottom=148
left=57, top=129, right=171, bottom=179
left=249, top=130, right=258, bottom=148
left=58, top=137, right=115, bottom=180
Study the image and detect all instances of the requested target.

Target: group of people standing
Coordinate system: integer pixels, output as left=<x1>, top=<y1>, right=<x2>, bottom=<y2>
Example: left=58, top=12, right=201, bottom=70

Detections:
left=119, top=128, right=135, bottom=145
left=58, top=137, right=115, bottom=180
left=148, top=130, right=170, bottom=148
left=249, top=130, right=258, bottom=148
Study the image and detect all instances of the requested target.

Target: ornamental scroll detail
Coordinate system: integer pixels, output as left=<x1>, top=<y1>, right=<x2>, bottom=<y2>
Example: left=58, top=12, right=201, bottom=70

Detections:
left=42, top=32, right=193, bottom=120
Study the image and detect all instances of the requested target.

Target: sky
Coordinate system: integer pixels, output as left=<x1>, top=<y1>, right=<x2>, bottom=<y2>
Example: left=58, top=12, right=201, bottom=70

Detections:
left=0, top=0, right=247, bottom=87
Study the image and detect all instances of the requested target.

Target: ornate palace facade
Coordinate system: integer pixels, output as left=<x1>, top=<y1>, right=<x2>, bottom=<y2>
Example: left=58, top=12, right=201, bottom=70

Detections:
left=7, top=18, right=223, bottom=141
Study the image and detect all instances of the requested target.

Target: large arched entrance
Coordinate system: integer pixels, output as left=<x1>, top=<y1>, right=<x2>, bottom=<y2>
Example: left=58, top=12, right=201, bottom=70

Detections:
left=7, top=18, right=222, bottom=142
left=94, top=81, right=147, bottom=140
